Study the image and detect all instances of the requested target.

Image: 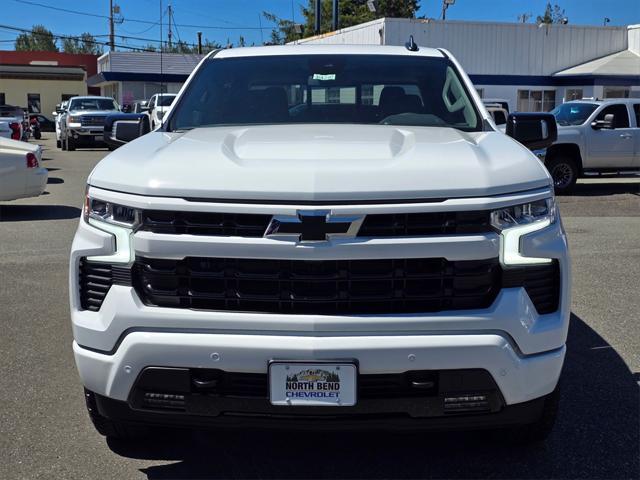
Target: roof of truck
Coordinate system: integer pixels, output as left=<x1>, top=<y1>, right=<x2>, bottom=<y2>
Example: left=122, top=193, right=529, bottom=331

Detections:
left=565, top=99, right=639, bottom=106
left=212, top=44, right=445, bottom=59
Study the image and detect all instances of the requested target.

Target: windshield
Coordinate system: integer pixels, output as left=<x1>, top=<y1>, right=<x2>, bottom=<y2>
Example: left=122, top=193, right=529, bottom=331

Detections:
left=157, top=95, right=177, bottom=107
left=551, top=103, right=598, bottom=126
left=69, top=98, right=118, bottom=111
left=169, top=54, right=481, bottom=132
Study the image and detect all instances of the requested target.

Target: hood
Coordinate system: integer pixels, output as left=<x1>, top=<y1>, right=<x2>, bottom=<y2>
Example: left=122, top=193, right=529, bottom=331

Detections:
left=68, top=110, right=118, bottom=116
left=89, top=124, right=552, bottom=201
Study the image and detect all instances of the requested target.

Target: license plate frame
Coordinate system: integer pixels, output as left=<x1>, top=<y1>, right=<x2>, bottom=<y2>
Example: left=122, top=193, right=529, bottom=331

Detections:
left=269, top=361, right=357, bottom=407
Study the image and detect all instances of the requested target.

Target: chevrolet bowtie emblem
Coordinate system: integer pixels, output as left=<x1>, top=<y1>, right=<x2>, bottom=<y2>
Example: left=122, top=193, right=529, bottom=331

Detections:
left=265, top=210, right=364, bottom=242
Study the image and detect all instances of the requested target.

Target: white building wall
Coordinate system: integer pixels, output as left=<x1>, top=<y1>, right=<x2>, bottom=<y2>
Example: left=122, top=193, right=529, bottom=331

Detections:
left=628, top=24, right=640, bottom=54
left=299, top=18, right=628, bottom=76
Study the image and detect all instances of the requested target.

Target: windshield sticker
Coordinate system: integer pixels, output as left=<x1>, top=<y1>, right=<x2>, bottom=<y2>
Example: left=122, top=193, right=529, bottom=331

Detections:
left=313, top=73, right=336, bottom=81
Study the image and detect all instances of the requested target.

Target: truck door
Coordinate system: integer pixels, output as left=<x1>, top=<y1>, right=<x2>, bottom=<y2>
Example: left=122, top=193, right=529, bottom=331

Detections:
left=632, top=103, right=640, bottom=168
left=586, top=104, right=635, bottom=168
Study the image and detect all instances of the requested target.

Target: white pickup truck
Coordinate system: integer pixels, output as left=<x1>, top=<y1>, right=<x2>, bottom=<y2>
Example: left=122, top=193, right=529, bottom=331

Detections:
left=542, top=99, right=640, bottom=193
left=71, top=44, right=568, bottom=443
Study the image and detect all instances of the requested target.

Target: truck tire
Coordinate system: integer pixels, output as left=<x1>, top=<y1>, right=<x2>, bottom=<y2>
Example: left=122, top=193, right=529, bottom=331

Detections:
left=85, top=390, right=150, bottom=440
left=56, top=139, right=61, bottom=148
left=67, top=136, right=76, bottom=151
left=509, top=386, right=560, bottom=444
left=61, top=135, right=67, bottom=151
left=546, top=156, right=578, bottom=194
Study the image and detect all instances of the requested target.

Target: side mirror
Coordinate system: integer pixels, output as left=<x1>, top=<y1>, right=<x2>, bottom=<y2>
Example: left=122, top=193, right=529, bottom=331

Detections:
left=103, top=113, right=151, bottom=150
left=506, top=112, right=558, bottom=150
left=591, top=113, right=614, bottom=130
left=52, top=111, right=58, bottom=117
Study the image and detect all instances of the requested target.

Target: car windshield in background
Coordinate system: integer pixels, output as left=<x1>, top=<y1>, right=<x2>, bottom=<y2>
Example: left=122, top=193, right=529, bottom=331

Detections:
left=69, top=99, right=118, bottom=111
left=551, top=103, right=598, bottom=126
left=158, top=95, right=177, bottom=107
left=170, top=54, right=481, bottom=131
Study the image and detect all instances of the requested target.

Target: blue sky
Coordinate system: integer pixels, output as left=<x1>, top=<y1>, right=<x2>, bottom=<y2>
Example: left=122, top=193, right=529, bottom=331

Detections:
left=0, top=0, right=639, bottom=50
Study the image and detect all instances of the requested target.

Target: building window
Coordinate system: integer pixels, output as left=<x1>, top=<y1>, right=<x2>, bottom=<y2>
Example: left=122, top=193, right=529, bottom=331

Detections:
left=565, top=88, right=583, bottom=101
left=517, top=89, right=556, bottom=112
left=603, top=87, right=630, bottom=99
left=27, top=93, right=41, bottom=113
left=0, top=93, right=5, bottom=105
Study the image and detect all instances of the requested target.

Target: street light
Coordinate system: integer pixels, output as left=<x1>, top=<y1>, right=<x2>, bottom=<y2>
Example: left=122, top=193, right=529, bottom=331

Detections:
left=441, top=0, right=455, bottom=21
left=603, top=17, right=611, bottom=26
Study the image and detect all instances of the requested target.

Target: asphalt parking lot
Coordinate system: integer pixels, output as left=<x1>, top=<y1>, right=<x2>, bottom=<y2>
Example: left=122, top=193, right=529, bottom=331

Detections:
left=1, top=133, right=638, bottom=479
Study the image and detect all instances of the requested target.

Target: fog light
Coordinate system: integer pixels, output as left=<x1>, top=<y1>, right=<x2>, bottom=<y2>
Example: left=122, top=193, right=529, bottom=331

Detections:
left=143, top=392, right=186, bottom=410
left=443, top=394, right=489, bottom=413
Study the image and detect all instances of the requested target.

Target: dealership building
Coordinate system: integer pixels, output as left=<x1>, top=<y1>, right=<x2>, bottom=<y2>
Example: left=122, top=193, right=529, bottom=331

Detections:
left=88, top=51, right=205, bottom=107
left=295, top=19, right=640, bottom=111
left=0, top=51, right=98, bottom=116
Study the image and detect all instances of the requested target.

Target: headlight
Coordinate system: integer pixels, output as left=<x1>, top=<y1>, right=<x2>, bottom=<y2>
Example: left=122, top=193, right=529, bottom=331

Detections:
left=84, top=190, right=140, bottom=263
left=84, top=195, right=140, bottom=228
left=69, top=115, right=82, bottom=124
left=491, top=198, right=555, bottom=265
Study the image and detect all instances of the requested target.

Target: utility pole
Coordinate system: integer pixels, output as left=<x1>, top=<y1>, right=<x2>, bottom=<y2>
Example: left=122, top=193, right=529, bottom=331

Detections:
left=109, top=0, right=115, bottom=51
left=168, top=3, right=173, bottom=49
left=332, top=0, right=339, bottom=31
left=197, top=31, right=202, bottom=54
left=314, top=0, right=321, bottom=35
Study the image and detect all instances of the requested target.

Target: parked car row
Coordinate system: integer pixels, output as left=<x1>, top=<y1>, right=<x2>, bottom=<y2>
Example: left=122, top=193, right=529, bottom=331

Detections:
left=51, top=93, right=178, bottom=152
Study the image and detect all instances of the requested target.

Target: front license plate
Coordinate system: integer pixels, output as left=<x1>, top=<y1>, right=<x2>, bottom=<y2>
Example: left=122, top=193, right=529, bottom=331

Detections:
left=269, top=362, right=357, bottom=406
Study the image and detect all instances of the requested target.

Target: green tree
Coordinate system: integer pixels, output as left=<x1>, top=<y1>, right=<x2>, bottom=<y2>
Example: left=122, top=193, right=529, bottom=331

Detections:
left=265, top=0, right=420, bottom=44
left=536, top=2, right=565, bottom=24
left=14, top=25, right=58, bottom=51
left=62, top=33, right=103, bottom=55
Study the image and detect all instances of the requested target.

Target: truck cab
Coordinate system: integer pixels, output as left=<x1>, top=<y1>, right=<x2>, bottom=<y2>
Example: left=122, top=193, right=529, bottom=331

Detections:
left=543, top=99, right=640, bottom=193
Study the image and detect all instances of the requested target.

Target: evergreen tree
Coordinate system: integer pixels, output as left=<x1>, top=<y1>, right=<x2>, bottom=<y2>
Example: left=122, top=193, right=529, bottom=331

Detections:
left=264, top=0, right=421, bottom=44
left=14, top=25, right=58, bottom=52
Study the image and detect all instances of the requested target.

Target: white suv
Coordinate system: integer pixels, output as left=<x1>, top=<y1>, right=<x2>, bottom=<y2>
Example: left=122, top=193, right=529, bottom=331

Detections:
left=70, top=45, right=569, bottom=442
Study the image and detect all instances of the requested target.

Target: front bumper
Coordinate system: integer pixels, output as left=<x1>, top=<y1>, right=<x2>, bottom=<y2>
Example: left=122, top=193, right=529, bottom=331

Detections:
left=74, top=331, right=565, bottom=406
left=70, top=187, right=570, bottom=414
left=68, top=128, right=105, bottom=142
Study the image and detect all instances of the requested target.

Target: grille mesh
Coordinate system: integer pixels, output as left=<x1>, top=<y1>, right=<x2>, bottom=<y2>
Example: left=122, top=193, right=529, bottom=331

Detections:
left=502, top=261, right=560, bottom=314
left=133, top=256, right=501, bottom=315
left=78, top=259, right=131, bottom=311
left=139, top=210, right=272, bottom=237
left=358, top=211, right=491, bottom=236
left=138, top=210, right=493, bottom=238
left=80, top=116, right=106, bottom=127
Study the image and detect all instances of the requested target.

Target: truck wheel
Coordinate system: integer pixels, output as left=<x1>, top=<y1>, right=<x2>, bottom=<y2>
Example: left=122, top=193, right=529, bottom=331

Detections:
left=61, top=136, right=67, bottom=151
left=67, top=137, right=76, bottom=151
left=546, top=156, right=578, bottom=194
left=509, top=386, right=560, bottom=444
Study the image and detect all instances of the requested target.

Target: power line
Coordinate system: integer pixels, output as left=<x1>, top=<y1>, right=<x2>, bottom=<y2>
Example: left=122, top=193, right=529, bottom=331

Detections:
left=11, top=0, right=272, bottom=30
left=0, top=24, right=159, bottom=51
left=0, top=24, right=206, bottom=51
